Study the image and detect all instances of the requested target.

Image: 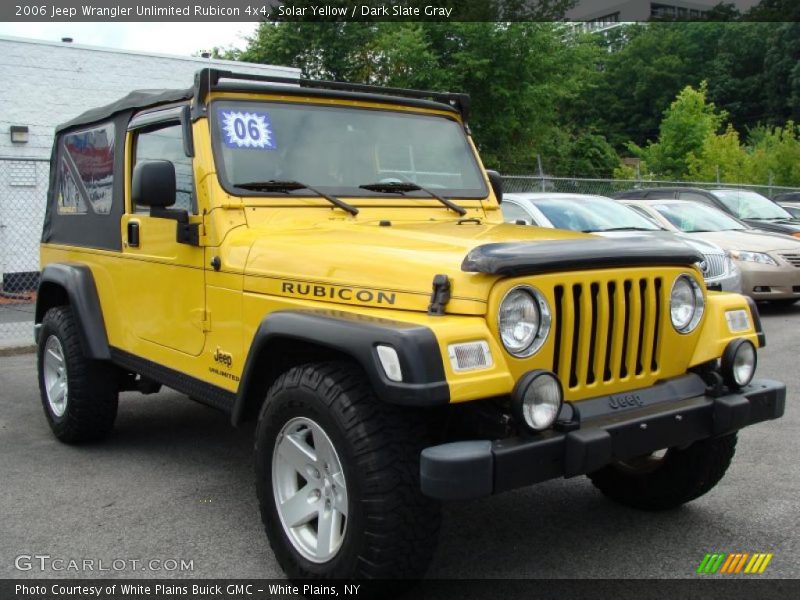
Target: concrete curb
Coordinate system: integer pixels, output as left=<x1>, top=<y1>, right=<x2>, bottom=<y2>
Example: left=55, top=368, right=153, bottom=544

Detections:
left=0, top=345, right=35, bottom=356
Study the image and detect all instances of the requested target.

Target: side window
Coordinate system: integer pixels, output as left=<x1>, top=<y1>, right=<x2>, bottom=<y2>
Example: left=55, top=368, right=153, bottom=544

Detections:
left=58, top=123, right=115, bottom=215
left=502, top=202, right=534, bottom=224
left=133, top=122, right=193, bottom=213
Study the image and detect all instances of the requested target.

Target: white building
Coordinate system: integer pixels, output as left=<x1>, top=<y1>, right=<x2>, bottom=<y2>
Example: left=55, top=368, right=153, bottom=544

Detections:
left=0, top=35, right=298, bottom=288
left=0, top=35, right=296, bottom=347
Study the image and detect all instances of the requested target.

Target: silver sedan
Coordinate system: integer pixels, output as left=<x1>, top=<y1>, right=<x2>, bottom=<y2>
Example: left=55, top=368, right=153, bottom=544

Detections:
left=502, top=193, right=742, bottom=293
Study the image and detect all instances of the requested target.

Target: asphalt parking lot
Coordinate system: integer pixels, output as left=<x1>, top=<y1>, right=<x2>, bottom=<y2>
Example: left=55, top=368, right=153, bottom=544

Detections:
left=1, top=305, right=798, bottom=581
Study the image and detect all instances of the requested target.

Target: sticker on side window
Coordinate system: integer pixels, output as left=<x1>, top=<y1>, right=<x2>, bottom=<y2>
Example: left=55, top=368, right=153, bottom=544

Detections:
left=218, top=109, right=276, bottom=150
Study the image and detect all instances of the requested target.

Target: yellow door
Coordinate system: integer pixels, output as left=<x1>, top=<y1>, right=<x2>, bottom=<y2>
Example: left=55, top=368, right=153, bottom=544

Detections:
left=121, top=214, right=206, bottom=356
left=120, top=117, right=206, bottom=356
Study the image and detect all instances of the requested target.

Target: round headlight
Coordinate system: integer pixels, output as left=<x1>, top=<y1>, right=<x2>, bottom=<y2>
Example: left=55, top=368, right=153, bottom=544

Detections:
left=498, top=286, right=551, bottom=357
left=721, top=338, right=757, bottom=389
left=511, top=370, right=563, bottom=431
left=670, top=274, right=704, bottom=333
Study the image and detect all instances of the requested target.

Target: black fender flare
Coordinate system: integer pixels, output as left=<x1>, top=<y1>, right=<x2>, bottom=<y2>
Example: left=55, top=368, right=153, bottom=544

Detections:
left=35, top=263, right=110, bottom=360
left=231, top=310, right=450, bottom=425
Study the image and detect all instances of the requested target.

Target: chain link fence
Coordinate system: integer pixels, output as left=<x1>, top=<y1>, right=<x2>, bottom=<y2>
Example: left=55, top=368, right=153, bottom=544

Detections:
left=1, top=160, right=800, bottom=350
left=0, top=157, right=48, bottom=350
left=502, top=175, right=800, bottom=199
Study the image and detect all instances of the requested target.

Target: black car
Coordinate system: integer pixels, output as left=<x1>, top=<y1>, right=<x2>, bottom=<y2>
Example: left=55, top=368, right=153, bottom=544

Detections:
left=773, top=191, right=800, bottom=203
left=773, top=192, right=800, bottom=218
left=614, top=187, right=800, bottom=238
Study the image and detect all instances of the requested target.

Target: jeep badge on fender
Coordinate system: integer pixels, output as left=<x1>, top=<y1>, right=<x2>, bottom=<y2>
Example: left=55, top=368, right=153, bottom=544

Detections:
left=33, top=68, right=785, bottom=583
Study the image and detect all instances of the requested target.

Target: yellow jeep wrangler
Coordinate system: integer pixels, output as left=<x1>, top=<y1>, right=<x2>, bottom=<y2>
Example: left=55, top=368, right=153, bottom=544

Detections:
left=36, top=69, right=784, bottom=579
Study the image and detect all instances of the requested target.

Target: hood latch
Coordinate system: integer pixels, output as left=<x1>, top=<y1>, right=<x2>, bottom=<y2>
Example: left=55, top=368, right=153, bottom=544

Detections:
left=428, top=274, right=451, bottom=316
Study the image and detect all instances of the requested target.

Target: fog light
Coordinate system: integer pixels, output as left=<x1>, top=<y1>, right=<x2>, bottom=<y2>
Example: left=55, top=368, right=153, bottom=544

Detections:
left=511, top=370, right=563, bottom=431
left=721, top=338, right=756, bottom=389
left=376, top=345, right=402, bottom=382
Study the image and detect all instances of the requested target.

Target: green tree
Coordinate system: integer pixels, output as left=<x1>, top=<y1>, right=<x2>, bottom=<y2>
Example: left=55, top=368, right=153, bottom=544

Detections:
left=560, top=133, right=621, bottom=178
left=582, top=23, right=719, bottom=149
left=705, top=23, right=771, bottom=130
left=630, top=82, right=726, bottom=178
left=235, top=23, right=382, bottom=82
left=747, top=122, right=800, bottom=186
left=231, top=22, right=594, bottom=173
left=762, top=23, right=800, bottom=124
left=686, top=125, right=751, bottom=183
left=745, top=0, right=800, bottom=21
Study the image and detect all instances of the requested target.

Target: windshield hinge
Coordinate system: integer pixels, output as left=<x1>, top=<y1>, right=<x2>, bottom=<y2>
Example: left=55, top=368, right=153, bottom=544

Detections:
left=428, top=274, right=451, bottom=316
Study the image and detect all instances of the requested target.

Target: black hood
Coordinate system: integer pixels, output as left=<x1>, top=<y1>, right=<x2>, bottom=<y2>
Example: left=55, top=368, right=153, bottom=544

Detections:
left=743, top=218, right=800, bottom=235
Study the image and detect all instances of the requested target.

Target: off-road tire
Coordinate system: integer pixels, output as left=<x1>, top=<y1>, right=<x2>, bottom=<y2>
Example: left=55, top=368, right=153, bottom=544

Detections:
left=255, top=361, right=442, bottom=580
left=587, top=433, right=737, bottom=510
left=37, top=306, right=119, bottom=443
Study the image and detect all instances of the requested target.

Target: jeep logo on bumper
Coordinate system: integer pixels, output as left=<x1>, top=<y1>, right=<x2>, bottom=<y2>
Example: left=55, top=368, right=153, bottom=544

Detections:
left=608, top=393, right=644, bottom=409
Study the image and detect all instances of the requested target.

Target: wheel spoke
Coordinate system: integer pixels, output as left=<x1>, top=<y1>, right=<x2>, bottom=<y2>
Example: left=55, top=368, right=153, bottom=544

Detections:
left=332, top=472, right=348, bottom=516
left=316, top=507, right=337, bottom=557
left=47, top=348, right=63, bottom=365
left=48, top=379, right=61, bottom=401
left=279, top=432, right=316, bottom=473
left=280, top=485, right=319, bottom=528
left=53, top=383, right=67, bottom=405
left=311, top=427, right=334, bottom=466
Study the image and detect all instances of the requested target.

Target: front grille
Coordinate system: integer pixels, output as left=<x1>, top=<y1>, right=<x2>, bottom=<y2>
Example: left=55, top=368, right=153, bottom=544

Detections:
left=780, top=253, right=800, bottom=267
left=552, top=277, right=663, bottom=390
left=701, top=253, right=727, bottom=279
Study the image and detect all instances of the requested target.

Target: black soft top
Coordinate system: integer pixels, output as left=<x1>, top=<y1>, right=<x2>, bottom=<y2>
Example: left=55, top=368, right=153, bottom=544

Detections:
left=56, top=88, right=193, bottom=134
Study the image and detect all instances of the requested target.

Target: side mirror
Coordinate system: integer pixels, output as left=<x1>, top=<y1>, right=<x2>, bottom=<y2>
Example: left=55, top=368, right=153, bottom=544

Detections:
left=486, top=170, right=503, bottom=204
left=132, top=160, right=176, bottom=208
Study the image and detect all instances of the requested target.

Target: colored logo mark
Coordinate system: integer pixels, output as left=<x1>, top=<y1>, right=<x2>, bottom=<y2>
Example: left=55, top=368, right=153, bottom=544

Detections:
left=697, top=553, right=773, bottom=574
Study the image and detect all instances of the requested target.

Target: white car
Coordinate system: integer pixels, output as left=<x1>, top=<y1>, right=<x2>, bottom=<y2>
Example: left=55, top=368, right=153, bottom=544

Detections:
left=503, top=193, right=742, bottom=293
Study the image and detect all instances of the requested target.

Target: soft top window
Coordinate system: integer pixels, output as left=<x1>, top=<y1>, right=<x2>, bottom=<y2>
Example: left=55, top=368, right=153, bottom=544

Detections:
left=58, top=123, right=115, bottom=215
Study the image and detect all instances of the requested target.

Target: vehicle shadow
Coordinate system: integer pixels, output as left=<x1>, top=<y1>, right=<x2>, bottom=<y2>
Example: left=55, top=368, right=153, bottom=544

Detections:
left=96, top=392, right=737, bottom=579
left=756, top=301, right=800, bottom=316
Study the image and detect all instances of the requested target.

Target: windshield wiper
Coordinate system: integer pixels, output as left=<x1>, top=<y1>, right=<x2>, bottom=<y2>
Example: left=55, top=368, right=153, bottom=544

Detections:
left=233, top=180, right=358, bottom=216
left=359, top=181, right=467, bottom=216
left=593, top=226, right=656, bottom=232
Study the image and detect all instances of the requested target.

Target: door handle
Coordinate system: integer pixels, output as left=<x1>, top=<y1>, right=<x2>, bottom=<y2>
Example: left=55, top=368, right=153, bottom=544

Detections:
left=128, top=221, right=140, bottom=247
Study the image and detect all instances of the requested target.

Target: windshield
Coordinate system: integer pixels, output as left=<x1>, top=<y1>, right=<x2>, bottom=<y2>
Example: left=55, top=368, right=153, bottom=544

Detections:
left=651, top=202, right=747, bottom=232
left=530, top=196, right=661, bottom=232
left=210, top=100, right=487, bottom=198
left=713, top=190, right=792, bottom=220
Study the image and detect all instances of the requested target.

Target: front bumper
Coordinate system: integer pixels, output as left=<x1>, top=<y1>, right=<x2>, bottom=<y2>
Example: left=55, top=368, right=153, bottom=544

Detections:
left=420, top=375, right=785, bottom=500
left=706, top=267, right=742, bottom=293
left=738, top=260, right=800, bottom=300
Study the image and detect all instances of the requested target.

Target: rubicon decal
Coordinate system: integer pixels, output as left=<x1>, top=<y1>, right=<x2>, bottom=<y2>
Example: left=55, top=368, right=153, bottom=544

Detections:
left=281, top=282, right=397, bottom=305
left=697, top=552, right=774, bottom=574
